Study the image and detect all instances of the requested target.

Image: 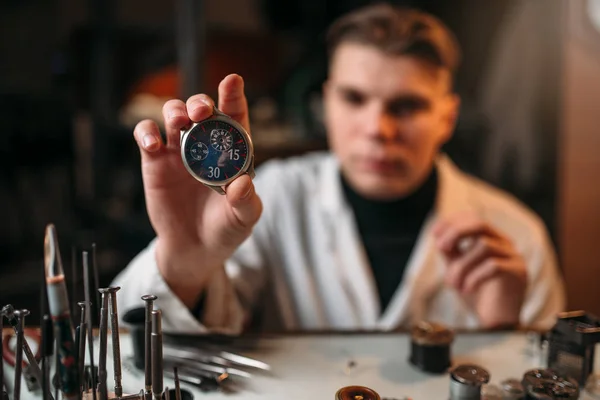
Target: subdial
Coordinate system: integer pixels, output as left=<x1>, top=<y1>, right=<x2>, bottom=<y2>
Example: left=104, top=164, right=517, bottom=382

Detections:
left=190, top=142, right=209, bottom=160
left=210, top=129, right=233, bottom=151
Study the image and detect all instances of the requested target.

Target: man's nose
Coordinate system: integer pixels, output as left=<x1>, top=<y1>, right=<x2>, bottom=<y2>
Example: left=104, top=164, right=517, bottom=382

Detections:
left=363, top=106, right=398, bottom=141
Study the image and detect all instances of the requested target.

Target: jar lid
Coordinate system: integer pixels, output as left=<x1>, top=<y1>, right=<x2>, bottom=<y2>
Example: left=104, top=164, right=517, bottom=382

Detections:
left=335, top=386, right=381, bottom=400
left=411, top=321, right=454, bottom=345
left=450, top=364, right=490, bottom=386
left=522, top=369, right=579, bottom=399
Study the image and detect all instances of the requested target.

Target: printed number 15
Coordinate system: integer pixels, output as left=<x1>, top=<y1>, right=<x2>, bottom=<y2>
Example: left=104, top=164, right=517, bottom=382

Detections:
left=228, top=149, right=240, bottom=160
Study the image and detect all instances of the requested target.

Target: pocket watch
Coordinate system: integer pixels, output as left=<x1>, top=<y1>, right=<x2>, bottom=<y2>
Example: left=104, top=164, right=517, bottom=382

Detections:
left=180, top=106, right=255, bottom=194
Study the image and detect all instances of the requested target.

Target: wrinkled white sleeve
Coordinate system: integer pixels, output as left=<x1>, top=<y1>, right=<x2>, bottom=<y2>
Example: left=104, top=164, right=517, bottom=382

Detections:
left=112, top=162, right=282, bottom=335
left=519, top=227, right=566, bottom=330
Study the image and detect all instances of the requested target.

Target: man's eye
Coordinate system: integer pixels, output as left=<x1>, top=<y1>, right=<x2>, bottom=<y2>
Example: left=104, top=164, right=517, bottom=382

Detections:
left=387, top=99, right=429, bottom=117
left=341, top=91, right=365, bottom=106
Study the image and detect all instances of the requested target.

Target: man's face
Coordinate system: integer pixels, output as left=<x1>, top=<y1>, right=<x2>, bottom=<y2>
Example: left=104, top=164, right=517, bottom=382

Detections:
left=323, top=42, right=460, bottom=200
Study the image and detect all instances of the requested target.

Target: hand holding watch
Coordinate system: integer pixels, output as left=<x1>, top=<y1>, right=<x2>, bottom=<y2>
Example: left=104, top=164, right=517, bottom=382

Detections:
left=180, top=106, right=255, bottom=194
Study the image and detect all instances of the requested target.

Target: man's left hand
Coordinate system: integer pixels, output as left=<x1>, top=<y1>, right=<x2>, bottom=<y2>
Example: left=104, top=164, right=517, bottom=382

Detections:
left=432, top=213, right=528, bottom=328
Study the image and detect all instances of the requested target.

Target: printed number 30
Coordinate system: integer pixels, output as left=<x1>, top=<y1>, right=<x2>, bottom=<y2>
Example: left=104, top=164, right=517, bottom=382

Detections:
left=208, top=166, right=220, bottom=178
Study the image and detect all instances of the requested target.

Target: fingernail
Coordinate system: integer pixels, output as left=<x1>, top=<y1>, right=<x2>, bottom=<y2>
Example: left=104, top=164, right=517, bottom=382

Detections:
left=168, top=108, right=186, bottom=119
left=240, top=182, right=253, bottom=200
left=191, top=101, right=211, bottom=114
left=142, top=134, right=158, bottom=149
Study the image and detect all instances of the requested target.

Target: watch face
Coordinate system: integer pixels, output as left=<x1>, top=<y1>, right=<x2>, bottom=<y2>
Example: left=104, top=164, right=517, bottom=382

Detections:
left=182, top=119, right=250, bottom=183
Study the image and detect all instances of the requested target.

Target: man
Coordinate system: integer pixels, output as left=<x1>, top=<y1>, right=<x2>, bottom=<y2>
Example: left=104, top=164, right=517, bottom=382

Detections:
left=113, top=4, right=565, bottom=333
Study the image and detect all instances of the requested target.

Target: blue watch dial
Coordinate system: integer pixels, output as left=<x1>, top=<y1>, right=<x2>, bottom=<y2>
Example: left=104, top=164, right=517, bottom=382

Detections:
left=183, top=119, right=249, bottom=183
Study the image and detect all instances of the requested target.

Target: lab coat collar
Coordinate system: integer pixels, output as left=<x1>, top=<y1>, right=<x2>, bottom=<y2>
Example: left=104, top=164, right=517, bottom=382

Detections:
left=319, top=153, right=476, bottom=219
left=435, top=153, right=477, bottom=218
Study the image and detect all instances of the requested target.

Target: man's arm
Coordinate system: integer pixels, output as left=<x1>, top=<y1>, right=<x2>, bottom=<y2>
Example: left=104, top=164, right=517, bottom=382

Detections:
left=113, top=159, right=287, bottom=334
left=518, top=229, right=566, bottom=330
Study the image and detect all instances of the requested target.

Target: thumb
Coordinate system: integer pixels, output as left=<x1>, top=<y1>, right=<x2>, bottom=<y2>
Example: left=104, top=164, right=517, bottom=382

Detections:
left=226, top=174, right=263, bottom=228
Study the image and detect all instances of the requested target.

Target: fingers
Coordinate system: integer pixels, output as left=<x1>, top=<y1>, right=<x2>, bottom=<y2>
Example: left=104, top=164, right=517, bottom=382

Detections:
left=161, top=99, right=190, bottom=147
left=225, top=174, right=263, bottom=229
left=134, top=119, right=164, bottom=156
left=462, top=258, right=523, bottom=294
left=433, top=213, right=507, bottom=255
left=159, top=74, right=248, bottom=148
left=445, top=236, right=513, bottom=291
left=186, top=94, right=215, bottom=124
left=218, top=74, right=250, bottom=132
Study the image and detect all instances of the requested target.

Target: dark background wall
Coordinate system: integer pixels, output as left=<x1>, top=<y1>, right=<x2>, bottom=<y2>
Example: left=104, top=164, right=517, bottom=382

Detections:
left=0, top=0, right=574, bottom=323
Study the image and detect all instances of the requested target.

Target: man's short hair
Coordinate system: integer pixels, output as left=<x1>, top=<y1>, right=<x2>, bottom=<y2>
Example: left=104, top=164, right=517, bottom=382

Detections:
left=326, top=3, right=461, bottom=77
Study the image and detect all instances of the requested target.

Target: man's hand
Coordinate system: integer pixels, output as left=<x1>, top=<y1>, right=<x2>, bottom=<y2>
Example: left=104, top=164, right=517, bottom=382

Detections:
left=432, top=212, right=528, bottom=328
left=132, top=74, right=263, bottom=308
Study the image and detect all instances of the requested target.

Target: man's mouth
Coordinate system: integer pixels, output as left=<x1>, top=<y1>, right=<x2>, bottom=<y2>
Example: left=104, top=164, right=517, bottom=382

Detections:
left=358, top=158, right=405, bottom=175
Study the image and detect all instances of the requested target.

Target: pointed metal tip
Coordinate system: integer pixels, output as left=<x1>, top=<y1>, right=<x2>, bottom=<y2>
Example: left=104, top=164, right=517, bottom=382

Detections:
left=44, top=224, right=64, bottom=278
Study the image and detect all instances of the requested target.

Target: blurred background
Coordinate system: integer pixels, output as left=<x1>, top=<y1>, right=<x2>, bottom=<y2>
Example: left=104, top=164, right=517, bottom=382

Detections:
left=0, top=0, right=599, bottom=323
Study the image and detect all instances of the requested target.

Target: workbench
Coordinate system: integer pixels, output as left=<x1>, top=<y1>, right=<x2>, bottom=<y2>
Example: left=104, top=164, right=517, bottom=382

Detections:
left=5, top=329, right=600, bottom=399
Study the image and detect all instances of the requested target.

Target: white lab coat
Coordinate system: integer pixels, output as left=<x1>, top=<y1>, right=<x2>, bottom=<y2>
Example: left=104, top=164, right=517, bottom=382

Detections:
left=113, top=152, right=565, bottom=334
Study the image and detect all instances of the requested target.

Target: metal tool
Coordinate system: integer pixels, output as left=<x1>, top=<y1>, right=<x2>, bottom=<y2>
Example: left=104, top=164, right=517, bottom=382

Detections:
left=82, top=251, right=97, bottom=400
left=163, top=357, right=252, bottom=379
left=92, top=243, right=100, bottom=325
left=449, top=364, right=490, bottom=400
left=13, top=309, right=30, bottom=400
left=77, top=302, right=89, bottom=394
left=106, top=287, right=123, bottom=397
left=141, top=295, right=157, bottom=400
left=173, top=367, right=181, bottom=400
left=164, top=369, right=227, bottom=393
left=163, top=346, right=269, bottom=373
left=164, top=387, right=170, bottom=400
left=1, top=305, right=43, bottom=390
left=151, top=310, right=163, bottom=400
left=39, top=239, right=52, bottom=400
left=1, top=310, right=5, bottom=399
left=218, top=350, right=271, bottom=372
left=71, top=245, right=78, bottom=325
left=41, top=315, right=54, bottom=400
left=97, top=289, right=110, bottom=400
left=118, top=390, right=144, bottom=400
left=44, top=224, right=79, bottom=399
left=53, top=323, right=59, bottom=400
left=2, top=306, right=41, bottom=392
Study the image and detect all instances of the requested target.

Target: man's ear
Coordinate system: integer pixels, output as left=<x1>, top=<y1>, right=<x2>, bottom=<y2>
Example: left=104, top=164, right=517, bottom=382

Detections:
left=442, top=93, right=461, bottom=143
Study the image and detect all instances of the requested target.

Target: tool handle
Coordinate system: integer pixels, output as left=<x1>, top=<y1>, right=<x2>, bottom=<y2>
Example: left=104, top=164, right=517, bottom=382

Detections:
left=110, top=310, right=122, bottom=397
left=52, top=315, right=79, bottom=397
left=14, top=325, right=24, bottom=400
left=98, top=306, right=109, bottom=400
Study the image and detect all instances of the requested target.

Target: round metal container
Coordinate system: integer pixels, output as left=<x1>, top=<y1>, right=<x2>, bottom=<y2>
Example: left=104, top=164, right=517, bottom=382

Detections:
left=522, top=369, right=579, bottom=399
left=335, top=386, right=381, bottom=400
left=409, top=321, right=454, bottom=374
left=449, top=364, right=490, bottom=400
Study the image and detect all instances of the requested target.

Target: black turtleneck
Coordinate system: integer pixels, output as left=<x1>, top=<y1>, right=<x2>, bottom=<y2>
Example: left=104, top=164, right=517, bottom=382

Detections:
left=341, top=168, right=438, bottom=314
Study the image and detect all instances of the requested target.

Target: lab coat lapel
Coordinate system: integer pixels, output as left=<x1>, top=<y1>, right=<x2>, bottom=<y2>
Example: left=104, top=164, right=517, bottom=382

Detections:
left=377, top=155, right=478, bottom=329
left=319, top=156, right=380, bottom=329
